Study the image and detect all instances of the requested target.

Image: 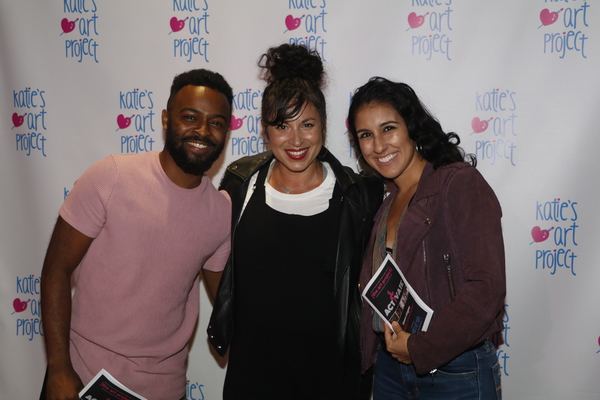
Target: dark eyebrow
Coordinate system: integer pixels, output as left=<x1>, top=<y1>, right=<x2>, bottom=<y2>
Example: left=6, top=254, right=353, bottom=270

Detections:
left=355, top=120, right=399, bottom=134
left=180, top=107, right=228, bottom=122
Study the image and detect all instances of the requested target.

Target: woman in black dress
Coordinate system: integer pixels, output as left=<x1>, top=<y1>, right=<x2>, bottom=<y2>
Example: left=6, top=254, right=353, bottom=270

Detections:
left=208, top=44, right=383, bottom=400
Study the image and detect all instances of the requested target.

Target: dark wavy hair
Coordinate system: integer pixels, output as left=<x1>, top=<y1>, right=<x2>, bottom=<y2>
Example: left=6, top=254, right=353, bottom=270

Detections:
left=167, top=69, right=233, bottom=111
left=347, top=77, right=475, bottom=169
left=258, top=43, right=327, bottom=139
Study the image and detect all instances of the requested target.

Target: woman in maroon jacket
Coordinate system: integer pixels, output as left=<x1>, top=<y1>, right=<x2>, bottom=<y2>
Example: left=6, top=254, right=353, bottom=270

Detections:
left=348, top=77, right=506, bottom=400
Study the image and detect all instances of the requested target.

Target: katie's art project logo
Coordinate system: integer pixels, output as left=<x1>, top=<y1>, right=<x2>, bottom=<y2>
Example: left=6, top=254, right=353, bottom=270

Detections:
left=11, top=274, right=43, bottom=341
left=61, top=0, right=99, bottom=63
left=169, top=0, right=210, bottom=62
left=284, top=0, right=328, bottom=61
left=229, top=88, right=267, bottom=157
left=406, top=0, right=453, bottom=61
left=470, top=88, right=517, bottom=167
left=531, top=198, right=579, bottom=276
left=13, top=87, right=48, bottom=157
left=539, top=1, right=589, bottom=59
left=115, top=88, right=157, bottom=153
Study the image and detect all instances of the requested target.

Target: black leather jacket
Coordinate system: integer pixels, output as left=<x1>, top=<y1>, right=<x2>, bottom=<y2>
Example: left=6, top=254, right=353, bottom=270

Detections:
left=207, top=147, right=383, bottom=366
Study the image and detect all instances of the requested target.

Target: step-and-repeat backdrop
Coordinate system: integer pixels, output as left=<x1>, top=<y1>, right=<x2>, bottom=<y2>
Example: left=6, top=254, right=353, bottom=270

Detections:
left=1, top=1, right=598, bottom=399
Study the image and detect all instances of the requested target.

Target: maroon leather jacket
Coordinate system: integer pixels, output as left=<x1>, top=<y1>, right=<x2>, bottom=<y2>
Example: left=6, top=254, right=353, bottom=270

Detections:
left=360, top=162, right=506, bottom=375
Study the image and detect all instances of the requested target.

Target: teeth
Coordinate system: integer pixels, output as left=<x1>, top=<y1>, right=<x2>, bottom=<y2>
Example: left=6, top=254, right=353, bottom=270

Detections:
left=287, top=149, right=307, bottom=156
left=378, top=153, right=397, bottom=163
left=189, top=142, right=208, bottom=149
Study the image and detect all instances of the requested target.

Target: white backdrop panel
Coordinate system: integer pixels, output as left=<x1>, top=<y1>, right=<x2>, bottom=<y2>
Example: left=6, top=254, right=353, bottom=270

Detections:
left=1, top=1, right=599, bottom=399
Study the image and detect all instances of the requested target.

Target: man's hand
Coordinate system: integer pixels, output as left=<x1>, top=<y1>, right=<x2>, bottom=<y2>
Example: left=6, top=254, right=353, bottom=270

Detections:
left=45, top=365, right=84, bottom=400
left=384, top=321, right=413, bottom=364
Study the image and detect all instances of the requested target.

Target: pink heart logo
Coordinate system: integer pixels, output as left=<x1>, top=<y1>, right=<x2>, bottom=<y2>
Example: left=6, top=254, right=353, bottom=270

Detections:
left=540, top=9, right=559, bottom=26
left=117, top=114, right=132, bottom=130
left=471, top=117, right=489, bottom=133
left=61, top=18, right=76, bottom=34
left=285, top=15, right=302, bottom=31
left=170, top=17, right=186, bottom=32
left=408, top=12, right=425, bottom=29
left=13, top=298, right=28, bottom=313
left=230, top=115, right=244, bottom=131
left=531, top=226, right=550, bottom=243
left=12, top=112, right=25, bottom=127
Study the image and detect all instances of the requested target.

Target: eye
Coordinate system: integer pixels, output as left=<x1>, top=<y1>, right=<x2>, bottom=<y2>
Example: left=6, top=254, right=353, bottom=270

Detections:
left=383, top=125, right=396, bottom=132
left=358, top=131, right=371, bottom=139
left=182, top=114, right=196, bottom=122
left=303, top=122, right=314, bottom=128
left=210, top=120, right=223, bottom=127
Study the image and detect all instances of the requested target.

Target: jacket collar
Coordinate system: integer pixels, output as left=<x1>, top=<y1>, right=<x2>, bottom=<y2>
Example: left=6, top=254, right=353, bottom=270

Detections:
left=317, top=147, right=358, bottom=192
left=224, top=151, right=272, bottom=182
left=413, top=162, right=440, bottom=201
left=383, top=161, right=439, bottom=201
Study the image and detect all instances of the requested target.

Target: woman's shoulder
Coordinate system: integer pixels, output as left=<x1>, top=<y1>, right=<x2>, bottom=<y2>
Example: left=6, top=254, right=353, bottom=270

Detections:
left=220, top=151, right=272, bottom=187
left=434, top=162, right=500, bottom=209
left=440, top=161, right=490, bottom=182
left=436, top=161, right=473, bottom=173
left=432, top=161, right=483, bottom=184
left=226, top=151, right=272, bottom=174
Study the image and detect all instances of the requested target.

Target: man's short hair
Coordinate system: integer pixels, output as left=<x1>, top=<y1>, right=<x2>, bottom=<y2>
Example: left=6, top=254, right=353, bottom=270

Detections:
left=167, top=69, right=233, bottom=111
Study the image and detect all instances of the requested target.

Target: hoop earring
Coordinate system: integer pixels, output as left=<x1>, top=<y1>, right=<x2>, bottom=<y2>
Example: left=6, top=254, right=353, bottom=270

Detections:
left=356, top=153, right=364, bottom=172
left=416, top=142, right=423, bottom=154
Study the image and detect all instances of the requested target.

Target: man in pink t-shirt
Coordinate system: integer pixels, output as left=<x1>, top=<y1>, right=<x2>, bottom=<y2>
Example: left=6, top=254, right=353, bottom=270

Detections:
left=40, top=69, right=233, bottom=400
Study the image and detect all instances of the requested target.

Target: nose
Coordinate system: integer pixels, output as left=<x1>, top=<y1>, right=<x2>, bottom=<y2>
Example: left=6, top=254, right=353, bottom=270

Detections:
left=289, top=126, right=303, bottom=147
left=373, top=133, right=386, bottom=154
left=193, top=118, right=209, bottom=137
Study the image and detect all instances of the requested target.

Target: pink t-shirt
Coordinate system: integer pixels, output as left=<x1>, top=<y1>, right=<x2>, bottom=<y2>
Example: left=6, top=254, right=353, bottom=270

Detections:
left=60, top=151, right=231, bottom=400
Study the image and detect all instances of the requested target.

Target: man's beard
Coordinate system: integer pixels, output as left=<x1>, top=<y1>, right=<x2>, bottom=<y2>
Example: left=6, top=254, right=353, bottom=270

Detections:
left=165, top=124, right=225, bottom=176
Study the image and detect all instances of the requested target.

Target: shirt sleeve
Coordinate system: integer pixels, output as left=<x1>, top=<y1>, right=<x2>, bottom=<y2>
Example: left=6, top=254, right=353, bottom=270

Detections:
left=59, top=155, right=118, bottom=239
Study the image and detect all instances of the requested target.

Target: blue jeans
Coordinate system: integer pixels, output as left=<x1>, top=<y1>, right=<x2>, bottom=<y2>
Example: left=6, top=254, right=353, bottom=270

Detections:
left=373, top=340, right=501, bottom=400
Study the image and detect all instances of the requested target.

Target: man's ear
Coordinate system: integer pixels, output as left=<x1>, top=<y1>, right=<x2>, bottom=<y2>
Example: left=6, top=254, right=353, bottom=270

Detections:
left=161, top=109, right=169, bottom=131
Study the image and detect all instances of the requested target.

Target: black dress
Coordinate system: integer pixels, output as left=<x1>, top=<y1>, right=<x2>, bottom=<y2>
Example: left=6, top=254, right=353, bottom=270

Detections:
left=223, top=165, right=358, bottom=400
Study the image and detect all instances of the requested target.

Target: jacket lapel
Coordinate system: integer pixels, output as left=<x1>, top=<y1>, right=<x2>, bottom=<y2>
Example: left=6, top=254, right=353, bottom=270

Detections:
left=393, top=163, right=440, bottom=277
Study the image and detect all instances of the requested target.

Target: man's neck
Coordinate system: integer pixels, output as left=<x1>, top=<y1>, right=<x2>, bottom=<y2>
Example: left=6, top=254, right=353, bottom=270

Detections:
left=158, top=150, right=203, bottom=189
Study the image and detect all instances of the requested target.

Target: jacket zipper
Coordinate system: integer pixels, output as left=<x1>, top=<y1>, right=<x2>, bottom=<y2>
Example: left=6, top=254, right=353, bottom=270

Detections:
left=422, top=241, right=431, bottom=304
left=443, top=254, right=456, bottom=301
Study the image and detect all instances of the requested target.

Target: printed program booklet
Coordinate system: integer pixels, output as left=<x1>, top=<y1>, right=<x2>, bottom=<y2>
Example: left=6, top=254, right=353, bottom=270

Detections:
left=79, top=369, right=147, bottom=400
left=362, top=254, right=434, bottom=334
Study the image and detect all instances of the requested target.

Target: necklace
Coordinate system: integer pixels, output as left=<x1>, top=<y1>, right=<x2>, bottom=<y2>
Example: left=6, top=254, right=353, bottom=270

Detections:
left=273, top=163, right=321, bottom=194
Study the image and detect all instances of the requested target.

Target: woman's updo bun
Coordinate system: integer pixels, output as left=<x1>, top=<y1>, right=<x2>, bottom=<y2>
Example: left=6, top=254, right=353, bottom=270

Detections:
left=259, top=43, right=324, bottom=88
left=259, top=43, right=327, bottom=138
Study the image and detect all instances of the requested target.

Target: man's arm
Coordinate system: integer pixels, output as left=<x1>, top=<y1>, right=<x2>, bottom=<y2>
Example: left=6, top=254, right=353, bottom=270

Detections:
left=41, top=216, right=94, bottom=400
left=202, top=270, right=223, bottom=302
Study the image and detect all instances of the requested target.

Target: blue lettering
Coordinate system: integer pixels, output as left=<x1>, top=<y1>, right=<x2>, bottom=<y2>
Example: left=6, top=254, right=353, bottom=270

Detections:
left=120, top=134, right=156, bottom=153
left=15, top=133, right=48, bottom=157
left=173, top=37, right=209, bottom=62
left=64, top=0, right=98, bottom=13
left=65, top=38, right=100, bottom=63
